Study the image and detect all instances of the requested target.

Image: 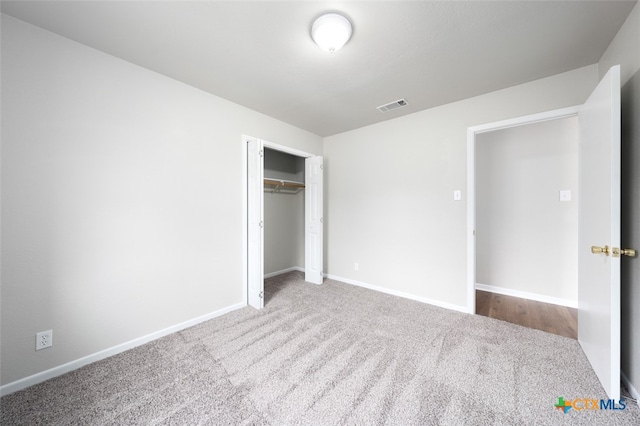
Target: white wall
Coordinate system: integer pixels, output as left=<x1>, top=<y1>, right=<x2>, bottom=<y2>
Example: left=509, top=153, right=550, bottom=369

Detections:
left=264, top=148, right=305, bottom=183
left=264, top=192, right=304, bottom=275
left=324, top=65, right=598, bottom=310
left=598, top=0, right=640, bottom=401
left=476, top=117, right=578, bottom=305
left=0, top=15, right=322, bottom=387
left=599, top=1, right=640, bottom=85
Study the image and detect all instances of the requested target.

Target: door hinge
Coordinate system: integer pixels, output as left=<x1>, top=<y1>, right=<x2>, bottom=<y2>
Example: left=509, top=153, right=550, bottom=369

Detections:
left=259, top=291, right=264, bottom=299
left=320, top=217, right=324, bottom=224
left=320, top=164, right=323, bottom=170
left=259, top=220, right=264, bottom=228
left=259, top=150, right=264, bottom=157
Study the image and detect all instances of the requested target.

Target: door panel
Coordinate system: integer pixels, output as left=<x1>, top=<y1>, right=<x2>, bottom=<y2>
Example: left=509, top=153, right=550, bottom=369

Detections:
left=305, top=156, right=323, bottom=284
left=247, top=138, right=264, bottom=309
left=578, top=65, right=620, bottom=400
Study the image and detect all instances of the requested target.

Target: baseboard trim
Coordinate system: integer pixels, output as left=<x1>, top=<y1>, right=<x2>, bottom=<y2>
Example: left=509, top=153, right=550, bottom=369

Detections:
left=324, top=273, right=469, bottom=314
left=621, top=370, right=640, bottom=408
left=264, top=266, right=304, bottom=279
left=475, top=283, right=578, bottom=309
left=0, top=302, right=246, bottom=397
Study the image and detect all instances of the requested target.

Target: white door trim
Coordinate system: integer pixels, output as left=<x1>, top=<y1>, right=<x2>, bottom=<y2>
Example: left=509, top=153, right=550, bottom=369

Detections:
left=466, top=106, right=580, bottom=313
left=242, top=135, right=250, bottom=307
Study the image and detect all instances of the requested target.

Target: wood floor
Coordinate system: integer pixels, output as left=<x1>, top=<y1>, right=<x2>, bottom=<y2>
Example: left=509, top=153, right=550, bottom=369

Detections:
left=476, top=290, right=578, bottom=339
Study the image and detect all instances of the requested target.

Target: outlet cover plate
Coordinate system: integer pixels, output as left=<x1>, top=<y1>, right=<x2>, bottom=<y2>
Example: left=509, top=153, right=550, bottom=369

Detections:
left=36, top=330, right=53, bottom=350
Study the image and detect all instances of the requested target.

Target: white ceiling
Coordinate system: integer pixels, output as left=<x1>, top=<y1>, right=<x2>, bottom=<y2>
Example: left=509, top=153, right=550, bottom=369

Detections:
left=1, top=1, right=636, bottom=137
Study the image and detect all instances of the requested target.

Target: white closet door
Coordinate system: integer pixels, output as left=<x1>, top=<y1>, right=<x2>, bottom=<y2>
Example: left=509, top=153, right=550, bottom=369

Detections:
left=247, top=138, right=264, bottom=309
left=305, top=156, right=324, bottom=284
left=578, top=65, right=621, bottom=400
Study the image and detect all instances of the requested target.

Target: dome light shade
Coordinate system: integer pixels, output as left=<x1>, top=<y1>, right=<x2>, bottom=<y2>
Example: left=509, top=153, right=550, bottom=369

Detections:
left=311, top=13, right=352, bottom=52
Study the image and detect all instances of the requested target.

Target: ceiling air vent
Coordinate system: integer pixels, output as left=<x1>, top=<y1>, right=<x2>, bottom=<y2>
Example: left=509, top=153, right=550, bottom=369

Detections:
left=377, top=98, right=408, bottom=113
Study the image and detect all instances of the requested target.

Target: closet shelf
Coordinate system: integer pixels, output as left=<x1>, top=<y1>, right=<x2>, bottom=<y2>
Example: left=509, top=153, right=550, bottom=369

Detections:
left=264, top=178, right=305, bottom=194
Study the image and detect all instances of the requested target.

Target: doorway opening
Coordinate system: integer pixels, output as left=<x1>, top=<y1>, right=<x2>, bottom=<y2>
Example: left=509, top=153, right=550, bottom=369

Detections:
left=466, top=105, right=581, bottom=332
left=470, top=66, right=622, bottom=401
left=471, top=113, right=580, bottom=337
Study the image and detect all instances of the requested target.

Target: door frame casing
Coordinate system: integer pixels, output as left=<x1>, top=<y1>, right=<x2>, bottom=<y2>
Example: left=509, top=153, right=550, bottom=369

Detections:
left=466, top=106, right=581, bottom=314
left=242, top=135, right=316, bottom=307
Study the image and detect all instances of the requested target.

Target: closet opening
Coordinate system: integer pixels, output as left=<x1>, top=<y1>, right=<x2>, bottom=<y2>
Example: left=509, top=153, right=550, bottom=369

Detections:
left=242, top=136, right=323, bottom=310
left=263, top=148, right=305, bottom=272
left=263, top=149, right=306, bottom=306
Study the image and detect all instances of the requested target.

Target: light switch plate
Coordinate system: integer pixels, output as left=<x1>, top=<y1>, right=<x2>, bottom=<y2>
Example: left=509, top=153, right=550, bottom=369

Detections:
left=559, top=190, right=571, bottom=202
left=454, top=190, right=462, bottom=201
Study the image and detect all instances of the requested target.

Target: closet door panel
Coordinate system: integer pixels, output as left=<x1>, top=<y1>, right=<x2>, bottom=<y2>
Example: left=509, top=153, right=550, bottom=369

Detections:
left=247, top=138, right=264, bottom=308
left=305, top=156, right=323, bottom=284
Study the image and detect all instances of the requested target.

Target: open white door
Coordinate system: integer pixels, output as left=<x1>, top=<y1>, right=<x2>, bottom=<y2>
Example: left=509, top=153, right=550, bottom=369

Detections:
left=247, top=137, right=264, bottom=309
left=578, top=65, right=621, bottom=400
left=305, top=156, right=324, bottom=284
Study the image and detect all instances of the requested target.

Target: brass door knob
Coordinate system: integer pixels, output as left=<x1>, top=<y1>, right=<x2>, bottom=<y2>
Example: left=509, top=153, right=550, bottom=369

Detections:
left=612, top=247, right=637, bottom=258
left=621, top=248, right=636, bottom=257
left=591, top=245, right=610, bottom=256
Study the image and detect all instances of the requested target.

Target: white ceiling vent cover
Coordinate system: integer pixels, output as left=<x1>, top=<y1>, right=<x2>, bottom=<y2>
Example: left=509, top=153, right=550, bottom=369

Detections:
left=377, top=98, right=408, bottom=113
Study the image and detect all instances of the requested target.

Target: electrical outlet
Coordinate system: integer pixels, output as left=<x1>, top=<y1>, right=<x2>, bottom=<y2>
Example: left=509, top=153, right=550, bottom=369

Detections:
left=36, top=330, right=53, bottom=351
left=354, top=263, right=359, bottom=271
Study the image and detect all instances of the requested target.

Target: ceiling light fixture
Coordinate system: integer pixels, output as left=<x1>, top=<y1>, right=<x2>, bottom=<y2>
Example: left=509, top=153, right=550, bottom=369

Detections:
left=311, top=13, right=353, bottom=53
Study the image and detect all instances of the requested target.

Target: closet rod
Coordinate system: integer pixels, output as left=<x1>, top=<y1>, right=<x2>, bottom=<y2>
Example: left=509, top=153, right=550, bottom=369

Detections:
left=264, top=178, right=305, bottom=189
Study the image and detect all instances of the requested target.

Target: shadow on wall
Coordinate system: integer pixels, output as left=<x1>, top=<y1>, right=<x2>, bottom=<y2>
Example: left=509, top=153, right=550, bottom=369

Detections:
left=620, top=69, right=640, bottom=390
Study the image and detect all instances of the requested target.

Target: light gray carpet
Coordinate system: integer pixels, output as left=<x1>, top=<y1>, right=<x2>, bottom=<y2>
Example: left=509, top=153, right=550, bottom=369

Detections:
left=2, top=271, right=638, bottom=425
